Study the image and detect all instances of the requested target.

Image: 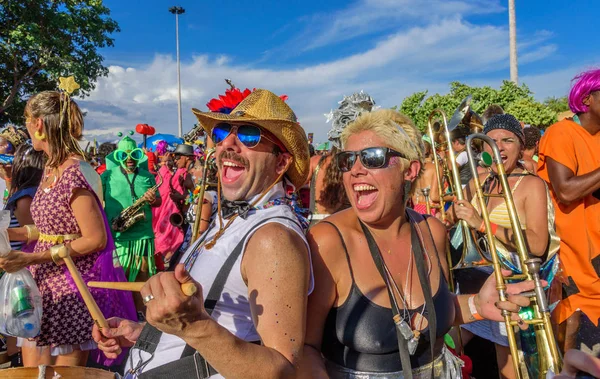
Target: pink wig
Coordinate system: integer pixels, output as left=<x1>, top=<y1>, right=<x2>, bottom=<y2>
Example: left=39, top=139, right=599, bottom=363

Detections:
left=568, top=68, right=600, bottom=113
left=155, top=140, right=168, bottom=156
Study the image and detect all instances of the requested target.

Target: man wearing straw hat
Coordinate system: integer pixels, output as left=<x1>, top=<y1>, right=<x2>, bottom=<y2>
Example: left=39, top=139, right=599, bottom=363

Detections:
left=93, top=89, right=312, bottom=379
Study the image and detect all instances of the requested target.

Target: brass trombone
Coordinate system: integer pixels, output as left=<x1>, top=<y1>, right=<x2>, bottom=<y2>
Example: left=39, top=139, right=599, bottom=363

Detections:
left=191, top=148, right=216, bottom=243
left=426, top=109, right=449, bottom=221
left=466, top=133, right=562, bottom=379
left=435, top=96, right=491, bottom=269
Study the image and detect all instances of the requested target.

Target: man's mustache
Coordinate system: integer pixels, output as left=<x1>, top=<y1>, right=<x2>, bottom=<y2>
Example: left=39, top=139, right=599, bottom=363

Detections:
left=218, top=151, right=249, bottom=169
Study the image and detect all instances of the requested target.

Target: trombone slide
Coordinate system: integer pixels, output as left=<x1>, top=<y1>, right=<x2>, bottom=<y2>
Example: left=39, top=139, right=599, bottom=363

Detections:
left=191, top=148, right=216, bottom=243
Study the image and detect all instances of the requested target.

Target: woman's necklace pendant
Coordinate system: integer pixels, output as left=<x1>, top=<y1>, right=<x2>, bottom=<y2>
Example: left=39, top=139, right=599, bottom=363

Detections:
left=396, top=319, right=419, bottom=355
left=43, top=174, right=58, bottom=193
left=397, top=319, right=414, bottom=340
left=408, top=330, right=420, bottom=355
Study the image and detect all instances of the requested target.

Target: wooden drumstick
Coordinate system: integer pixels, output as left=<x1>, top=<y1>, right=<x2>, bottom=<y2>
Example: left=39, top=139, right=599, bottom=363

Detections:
left=87, top=281, right=198, bottom=296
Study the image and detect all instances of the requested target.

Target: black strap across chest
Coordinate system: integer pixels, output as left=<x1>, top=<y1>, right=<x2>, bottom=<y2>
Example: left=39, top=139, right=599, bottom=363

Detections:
left=135, top=215, right=299, bottom=379
left=121, top=167, right=139, bottom=202
left=359, top=210, right=437, bottom=379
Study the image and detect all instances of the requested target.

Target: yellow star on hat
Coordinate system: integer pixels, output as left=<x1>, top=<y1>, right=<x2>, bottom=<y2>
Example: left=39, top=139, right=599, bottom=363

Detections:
left=58, top=76, right=80, bottom=94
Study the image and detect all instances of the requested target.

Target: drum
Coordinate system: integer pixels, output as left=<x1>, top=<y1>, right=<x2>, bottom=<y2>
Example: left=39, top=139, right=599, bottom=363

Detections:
left=0, top=365, right=116, bottom=379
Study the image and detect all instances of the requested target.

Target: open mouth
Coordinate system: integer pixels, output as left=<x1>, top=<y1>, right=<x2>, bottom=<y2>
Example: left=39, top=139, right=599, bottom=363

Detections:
left=221, top=160, right=246, bottom=184
left=353, top=183, right=378, bottom=210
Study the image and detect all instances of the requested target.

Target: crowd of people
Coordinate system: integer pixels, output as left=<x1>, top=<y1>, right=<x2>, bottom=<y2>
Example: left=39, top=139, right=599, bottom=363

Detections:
left=0, top=68, right=598, bottom=379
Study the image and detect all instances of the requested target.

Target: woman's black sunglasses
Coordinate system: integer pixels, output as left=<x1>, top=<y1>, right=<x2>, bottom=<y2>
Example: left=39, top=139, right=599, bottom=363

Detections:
left=337, top=147, right=406, bottom=172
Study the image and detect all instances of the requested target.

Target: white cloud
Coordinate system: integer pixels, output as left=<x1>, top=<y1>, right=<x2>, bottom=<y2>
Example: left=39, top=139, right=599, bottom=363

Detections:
left=287, top=0, right=504, bottom=52
left=81, top=2, right=565, bottom=145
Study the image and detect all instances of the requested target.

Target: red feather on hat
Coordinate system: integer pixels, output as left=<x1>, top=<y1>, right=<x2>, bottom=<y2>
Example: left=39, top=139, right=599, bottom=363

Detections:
left=206, top=88, right=252, bottom=114
left=206, top=88, right=289, bottom=114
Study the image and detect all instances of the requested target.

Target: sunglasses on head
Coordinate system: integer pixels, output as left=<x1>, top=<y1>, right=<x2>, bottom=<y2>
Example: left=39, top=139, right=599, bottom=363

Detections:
left=212, top=122, right=273, bottom=149
left=337, top=147, right=406, bottom=172
left=115, top=148, right=144, bottom=162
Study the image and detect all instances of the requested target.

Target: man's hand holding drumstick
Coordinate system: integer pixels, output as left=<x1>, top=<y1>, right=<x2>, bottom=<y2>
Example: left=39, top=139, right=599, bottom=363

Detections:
left=92, top=264, right=204, bottom=357
left=141, top=264, right=207, bottom=338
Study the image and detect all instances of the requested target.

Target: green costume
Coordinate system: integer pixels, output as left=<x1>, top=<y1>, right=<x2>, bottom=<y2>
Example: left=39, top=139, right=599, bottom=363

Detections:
left=101, top=136, right=159, bottom=281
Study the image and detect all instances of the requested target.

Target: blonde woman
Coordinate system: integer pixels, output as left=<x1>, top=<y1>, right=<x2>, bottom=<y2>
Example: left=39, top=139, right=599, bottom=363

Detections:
left=0, top=91, right=135, bottom=367
left=301, top=109, right=539, bottom=378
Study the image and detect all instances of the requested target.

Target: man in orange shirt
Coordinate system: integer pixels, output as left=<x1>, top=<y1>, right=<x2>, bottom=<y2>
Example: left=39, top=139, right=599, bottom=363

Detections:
left=537, top=69, right=600, bottom=352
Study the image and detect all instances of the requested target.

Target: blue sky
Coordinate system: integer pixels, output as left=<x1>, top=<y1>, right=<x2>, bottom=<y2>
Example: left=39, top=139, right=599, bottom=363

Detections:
left=80, top=0, right=600, bottom=144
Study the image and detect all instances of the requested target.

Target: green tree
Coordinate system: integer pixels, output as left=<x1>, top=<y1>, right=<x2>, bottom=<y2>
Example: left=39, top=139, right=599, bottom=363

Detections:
left=398, top=80, right=559, bottom=130
left=544, top=96, right=570, bottom=114
left=0, top=0, right=119, bottom=124
left=505, top=98, right=557, bottom=127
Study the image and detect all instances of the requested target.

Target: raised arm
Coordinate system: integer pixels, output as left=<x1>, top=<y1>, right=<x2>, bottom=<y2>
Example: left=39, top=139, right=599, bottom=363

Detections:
left=145, top=222, right=311, bottom=379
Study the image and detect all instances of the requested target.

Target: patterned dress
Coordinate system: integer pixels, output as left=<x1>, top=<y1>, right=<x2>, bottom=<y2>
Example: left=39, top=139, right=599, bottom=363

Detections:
left=29, top=163, right=125, bottom=349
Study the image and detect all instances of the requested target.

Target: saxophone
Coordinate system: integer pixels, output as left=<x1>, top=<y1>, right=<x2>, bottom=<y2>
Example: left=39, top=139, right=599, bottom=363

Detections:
left=111, top=171, right=163, bottom=232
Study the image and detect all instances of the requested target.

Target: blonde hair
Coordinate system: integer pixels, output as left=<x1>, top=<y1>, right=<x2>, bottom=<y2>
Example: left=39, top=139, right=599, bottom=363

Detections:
left=25, top=91, right=84, bottom=168
left=340, top=109, right=425, bottom=198
left=340, top=109, right=424, bottom=170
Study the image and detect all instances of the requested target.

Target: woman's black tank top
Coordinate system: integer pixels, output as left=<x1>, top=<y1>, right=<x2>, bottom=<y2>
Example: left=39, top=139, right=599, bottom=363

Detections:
left=321, top=221, right=455, bottom=373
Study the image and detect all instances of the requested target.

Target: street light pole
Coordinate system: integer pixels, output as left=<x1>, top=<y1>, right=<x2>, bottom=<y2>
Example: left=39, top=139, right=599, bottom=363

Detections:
left=508, top=0, right=518, bottom=84
left=169, top=6, right=185, bottom=137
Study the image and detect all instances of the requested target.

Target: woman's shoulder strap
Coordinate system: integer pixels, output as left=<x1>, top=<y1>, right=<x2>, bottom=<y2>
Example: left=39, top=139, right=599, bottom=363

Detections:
left=320, top=221, right=355, bottom=280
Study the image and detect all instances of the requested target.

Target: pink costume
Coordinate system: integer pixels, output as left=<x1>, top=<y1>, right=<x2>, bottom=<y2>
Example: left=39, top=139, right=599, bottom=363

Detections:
left=152, top=166, right=186, bottom=257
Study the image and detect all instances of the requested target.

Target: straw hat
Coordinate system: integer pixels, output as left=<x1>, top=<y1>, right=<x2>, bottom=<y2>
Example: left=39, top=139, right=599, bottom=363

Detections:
left=192, top=89, right=310, bottom=188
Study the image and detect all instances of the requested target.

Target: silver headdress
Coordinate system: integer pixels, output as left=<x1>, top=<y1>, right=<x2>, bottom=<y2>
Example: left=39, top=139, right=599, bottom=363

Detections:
left=325, top=91, right=378, bottom=149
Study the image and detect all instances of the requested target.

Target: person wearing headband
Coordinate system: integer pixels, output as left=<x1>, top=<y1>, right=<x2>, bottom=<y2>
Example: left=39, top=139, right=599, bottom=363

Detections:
left=101, top=134, right=162, bottom=309
left=93, top=89, right=313, bottom=379
left=301, top=109, right=540, bottom=378
left=1, top=89, right=135, bottom=368
left=537, top=68, right=600, bottom=354
left=451, top=113, right=559, bottom=378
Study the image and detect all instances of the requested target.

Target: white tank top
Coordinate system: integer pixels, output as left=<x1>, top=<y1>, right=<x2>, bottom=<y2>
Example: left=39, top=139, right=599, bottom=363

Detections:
left=128, top=182, right=313, bottom=377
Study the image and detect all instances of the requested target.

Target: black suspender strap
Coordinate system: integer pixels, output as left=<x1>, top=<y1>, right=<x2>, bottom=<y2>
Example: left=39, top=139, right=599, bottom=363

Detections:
left=359, top=210, right=437, bottom=379
left=407, top=210, right=437, bottom=378
left=137, top=215, right=299, bottom=379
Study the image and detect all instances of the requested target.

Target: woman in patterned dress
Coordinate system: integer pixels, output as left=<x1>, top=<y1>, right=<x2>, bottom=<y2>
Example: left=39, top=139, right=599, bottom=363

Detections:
left=0, top=91, right=135, bottom=367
